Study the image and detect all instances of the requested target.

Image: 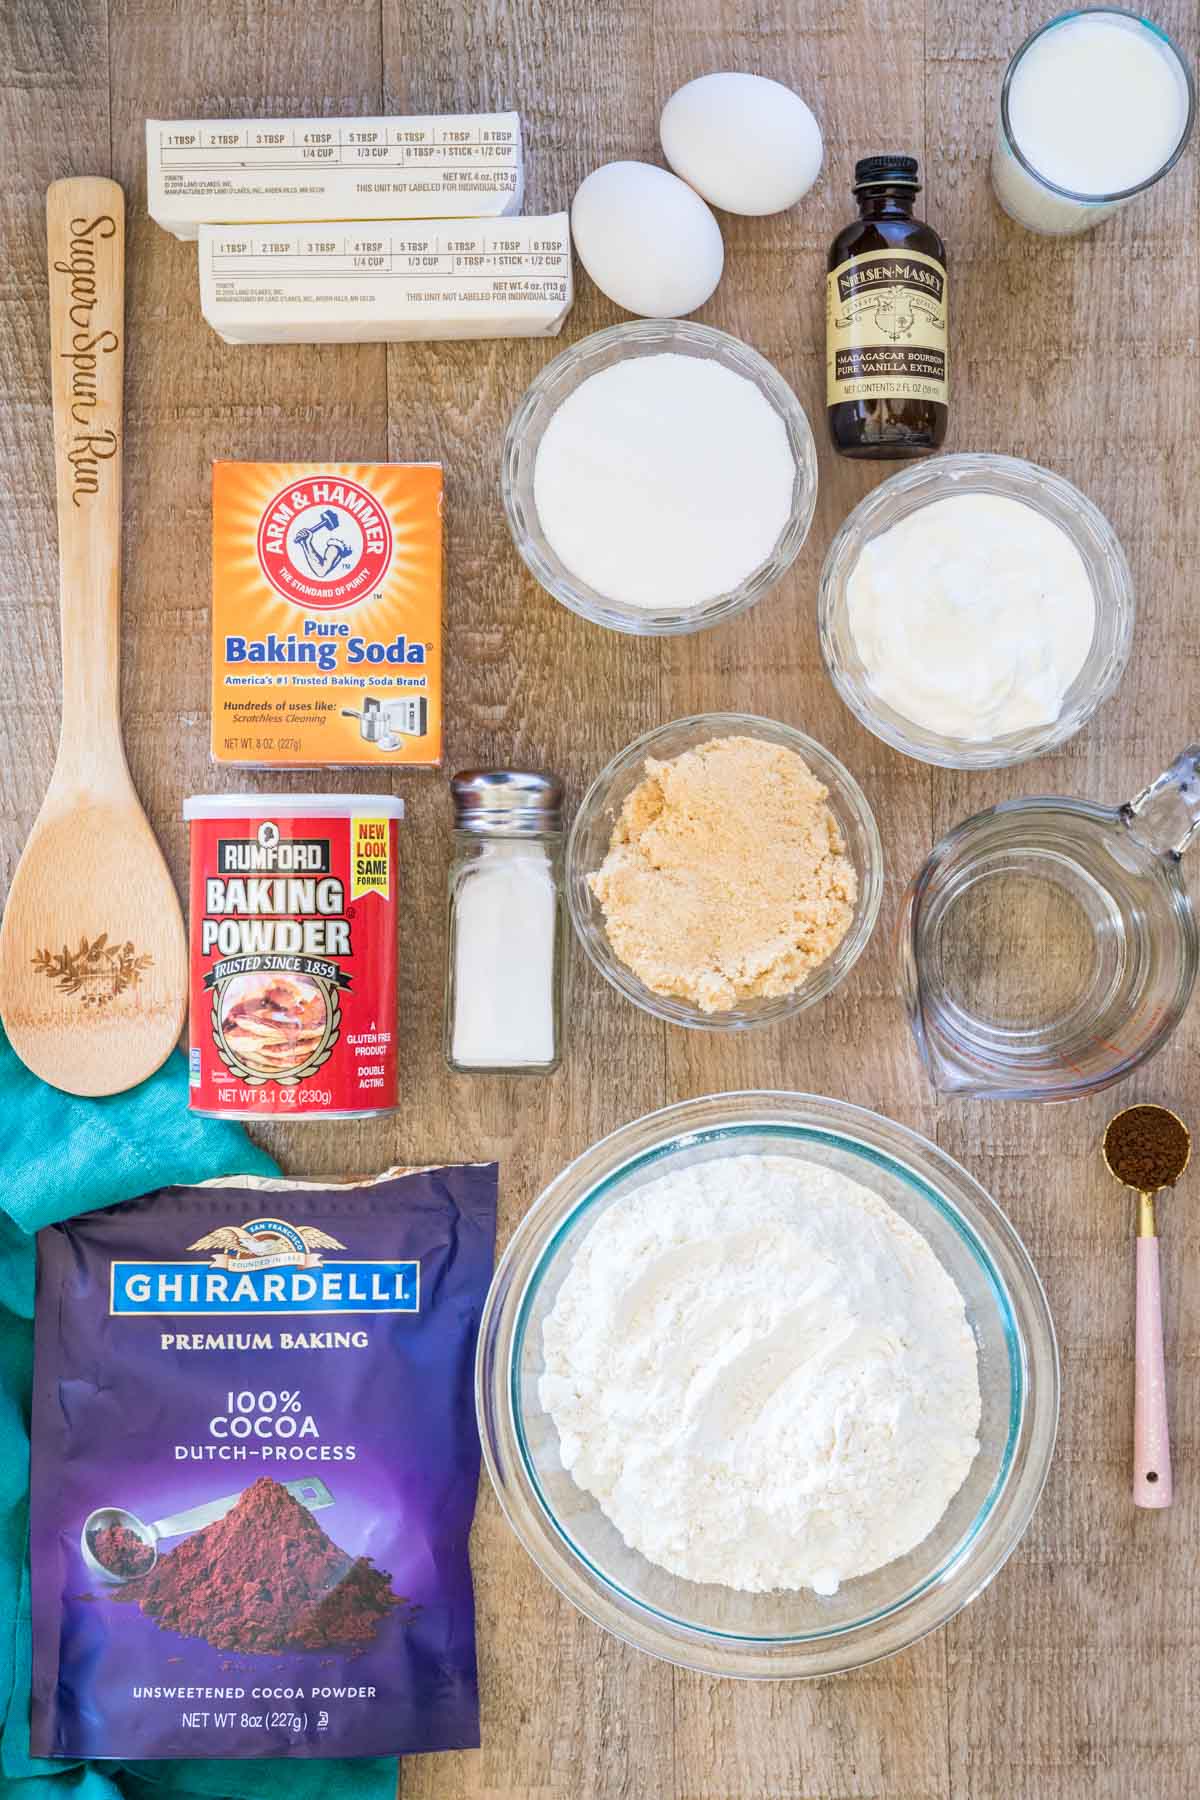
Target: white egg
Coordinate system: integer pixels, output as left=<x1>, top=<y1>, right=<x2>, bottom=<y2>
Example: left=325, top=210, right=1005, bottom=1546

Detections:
left=660, top=71, right=823, bottom=216
left=570, top=161, right=724, bottom=319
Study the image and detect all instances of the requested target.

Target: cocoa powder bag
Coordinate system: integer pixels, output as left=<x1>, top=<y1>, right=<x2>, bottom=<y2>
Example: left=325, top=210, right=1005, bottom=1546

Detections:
left=29, top=1164, right=496, bottom=1760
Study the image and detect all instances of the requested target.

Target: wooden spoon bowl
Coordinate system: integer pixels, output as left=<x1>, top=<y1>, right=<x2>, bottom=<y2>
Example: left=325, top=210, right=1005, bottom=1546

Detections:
left=0, top=178, right=186, bottom=1095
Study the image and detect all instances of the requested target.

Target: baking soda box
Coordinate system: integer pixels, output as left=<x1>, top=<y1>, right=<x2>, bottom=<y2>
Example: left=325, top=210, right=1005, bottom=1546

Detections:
left=211, top=461, right=443, bottom=767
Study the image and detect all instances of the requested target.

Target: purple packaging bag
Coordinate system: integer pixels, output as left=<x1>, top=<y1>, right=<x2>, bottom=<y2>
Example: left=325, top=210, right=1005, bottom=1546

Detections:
left=29, top=1163, right=497, bottom=1760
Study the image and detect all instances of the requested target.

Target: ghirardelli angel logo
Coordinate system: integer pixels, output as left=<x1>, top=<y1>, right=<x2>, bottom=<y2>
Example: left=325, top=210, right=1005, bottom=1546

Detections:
left=187, top=1218, right=347, bottom=1271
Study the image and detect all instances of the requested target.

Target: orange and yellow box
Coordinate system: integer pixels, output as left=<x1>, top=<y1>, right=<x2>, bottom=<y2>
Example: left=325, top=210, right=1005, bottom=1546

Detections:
left=211, top=461, right=443, bottom=768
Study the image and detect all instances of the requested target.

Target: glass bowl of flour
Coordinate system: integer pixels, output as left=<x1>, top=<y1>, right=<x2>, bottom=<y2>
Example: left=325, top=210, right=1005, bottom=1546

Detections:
left=477, top=1091, right=1059, bottom=1678
left=501, top=320, right=818, bottom=635
left=818, top=452, right=1134, bottom=769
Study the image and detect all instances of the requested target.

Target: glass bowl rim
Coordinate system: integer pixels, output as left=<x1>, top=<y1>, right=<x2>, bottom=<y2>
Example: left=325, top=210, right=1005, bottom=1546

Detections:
left=499, top=319, right=819, bottom=638
left=565, top=712, right=884, bottom=1030
left=817, top=450, right=1135, bottom=770
left=476, top=1090, right=1061, bottom=1679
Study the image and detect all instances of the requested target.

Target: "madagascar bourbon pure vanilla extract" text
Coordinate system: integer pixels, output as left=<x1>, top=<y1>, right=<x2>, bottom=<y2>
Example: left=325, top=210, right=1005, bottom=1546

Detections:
left=826, top=155, right=948, bottom=459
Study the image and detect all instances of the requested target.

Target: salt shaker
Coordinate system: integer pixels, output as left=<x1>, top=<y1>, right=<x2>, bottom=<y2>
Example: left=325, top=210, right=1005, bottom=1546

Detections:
left=445, top=770, right=567, bottom=1074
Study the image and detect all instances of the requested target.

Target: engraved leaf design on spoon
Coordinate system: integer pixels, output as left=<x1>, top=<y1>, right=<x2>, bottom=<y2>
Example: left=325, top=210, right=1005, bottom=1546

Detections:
left=31, top=933, right=154, bottom=1006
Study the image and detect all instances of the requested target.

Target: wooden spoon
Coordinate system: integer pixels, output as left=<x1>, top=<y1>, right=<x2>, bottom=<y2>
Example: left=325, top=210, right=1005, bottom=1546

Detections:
left=0, top=177, right=186, bottom=1095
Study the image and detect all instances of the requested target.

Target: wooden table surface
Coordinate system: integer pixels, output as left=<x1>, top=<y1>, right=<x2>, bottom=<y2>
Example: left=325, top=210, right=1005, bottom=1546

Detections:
left=3, top=2, right=1199, bottom=1795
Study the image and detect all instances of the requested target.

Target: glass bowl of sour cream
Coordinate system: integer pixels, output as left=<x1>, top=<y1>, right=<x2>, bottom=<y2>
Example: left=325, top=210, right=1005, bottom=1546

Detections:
left=476, top=1090, right=1059, bottom=1678
left=818, top=452, right=1135, bottom=769
left=501, top=320, right=819, bottom=636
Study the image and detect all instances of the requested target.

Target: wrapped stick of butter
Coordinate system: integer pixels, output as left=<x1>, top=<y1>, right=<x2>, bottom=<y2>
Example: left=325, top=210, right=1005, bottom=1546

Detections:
left=147, top=114, right=523, bottom=239
left=198, top=214, right=573, bottom=344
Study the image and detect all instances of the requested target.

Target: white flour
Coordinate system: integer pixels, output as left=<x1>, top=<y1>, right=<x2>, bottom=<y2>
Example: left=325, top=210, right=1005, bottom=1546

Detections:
left=532, top=353, right=796, bottom=611
left=540, top=1153, right=981, bottom=1595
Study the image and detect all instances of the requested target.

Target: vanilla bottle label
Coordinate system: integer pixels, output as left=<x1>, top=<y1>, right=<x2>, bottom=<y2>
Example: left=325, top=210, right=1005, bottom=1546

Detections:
left=826, top=247, right=948, bottom=407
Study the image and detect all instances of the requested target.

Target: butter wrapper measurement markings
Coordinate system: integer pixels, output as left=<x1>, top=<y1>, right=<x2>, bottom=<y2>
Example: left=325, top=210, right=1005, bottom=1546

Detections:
left=147, top=114, right=523, bottom=238
left=199, top=215, right=573, bottom=344
left=29, top=1166, right=498, bottom=1761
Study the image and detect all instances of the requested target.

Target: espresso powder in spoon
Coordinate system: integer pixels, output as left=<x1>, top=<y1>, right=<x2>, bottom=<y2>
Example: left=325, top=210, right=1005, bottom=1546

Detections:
left=1103, top=1105, right=1190, bottom=1191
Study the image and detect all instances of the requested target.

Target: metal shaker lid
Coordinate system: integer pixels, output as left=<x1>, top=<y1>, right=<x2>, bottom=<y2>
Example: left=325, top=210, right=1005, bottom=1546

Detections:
left=451, top=770, right=563, bottom=834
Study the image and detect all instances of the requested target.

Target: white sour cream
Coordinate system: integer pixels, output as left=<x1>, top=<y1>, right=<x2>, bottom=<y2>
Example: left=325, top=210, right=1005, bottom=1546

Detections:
left=845, top=491, right=1096, bottom=742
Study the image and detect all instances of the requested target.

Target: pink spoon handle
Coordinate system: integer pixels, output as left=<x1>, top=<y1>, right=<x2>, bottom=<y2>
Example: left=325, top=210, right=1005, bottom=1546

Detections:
left=1134, top=1235, right=1172, bottom=1508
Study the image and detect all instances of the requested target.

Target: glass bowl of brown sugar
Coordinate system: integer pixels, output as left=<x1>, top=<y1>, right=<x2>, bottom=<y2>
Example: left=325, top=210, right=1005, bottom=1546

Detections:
left=566, top=713, right=883, bottom=1031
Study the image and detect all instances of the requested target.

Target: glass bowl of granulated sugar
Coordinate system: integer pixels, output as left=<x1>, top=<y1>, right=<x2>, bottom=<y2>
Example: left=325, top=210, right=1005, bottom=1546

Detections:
left=476, top=1090, right=1060, bottom=1679
left=501, top=320, right=818, bottom=635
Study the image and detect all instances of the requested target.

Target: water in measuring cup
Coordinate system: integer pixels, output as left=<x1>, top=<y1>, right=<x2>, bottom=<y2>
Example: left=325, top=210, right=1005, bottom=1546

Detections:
left=938, top=864, right=1103, bottom=1032
left=903, top=798, right=1197, bottom=1100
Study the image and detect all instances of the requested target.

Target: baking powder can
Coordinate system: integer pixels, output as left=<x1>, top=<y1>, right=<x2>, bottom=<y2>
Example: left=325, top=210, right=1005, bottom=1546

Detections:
left=182, top=794, right=404, bottom=1118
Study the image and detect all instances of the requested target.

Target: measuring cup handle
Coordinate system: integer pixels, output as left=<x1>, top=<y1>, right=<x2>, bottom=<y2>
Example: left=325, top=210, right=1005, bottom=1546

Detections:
left=1134, top=1235, right=1173, bottom=1508
left=1124, top=745, right=1200, bottom=861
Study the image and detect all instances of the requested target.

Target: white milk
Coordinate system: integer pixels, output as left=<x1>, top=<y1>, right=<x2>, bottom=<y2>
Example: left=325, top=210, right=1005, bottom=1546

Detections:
left=991, top=12, right=1193, bottom=235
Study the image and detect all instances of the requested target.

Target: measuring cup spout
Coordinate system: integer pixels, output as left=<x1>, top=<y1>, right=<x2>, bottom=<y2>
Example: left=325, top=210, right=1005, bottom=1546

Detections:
left=1123, top=746, right=1200, bottom=861
left=897, top=872, right=992, bottom=1097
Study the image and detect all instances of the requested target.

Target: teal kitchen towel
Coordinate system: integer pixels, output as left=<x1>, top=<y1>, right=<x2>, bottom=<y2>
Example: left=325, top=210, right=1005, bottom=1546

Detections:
left=0, top=1024, right=398, bottom=1799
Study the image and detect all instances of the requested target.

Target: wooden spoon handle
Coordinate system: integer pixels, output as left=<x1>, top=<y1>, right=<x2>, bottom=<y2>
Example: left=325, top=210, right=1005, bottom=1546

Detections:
left=45, top=177, right=125, bottom=771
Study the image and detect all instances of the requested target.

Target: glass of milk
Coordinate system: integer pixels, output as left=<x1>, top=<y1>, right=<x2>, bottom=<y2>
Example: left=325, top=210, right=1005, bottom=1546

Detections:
left=992, top=8, right=1195, bottom=235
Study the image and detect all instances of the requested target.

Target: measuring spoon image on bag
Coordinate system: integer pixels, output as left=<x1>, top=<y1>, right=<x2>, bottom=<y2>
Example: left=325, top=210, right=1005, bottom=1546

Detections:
left=899, top=747, right=1200, bottom=1100
left=82, top=1476, right=333, bottom=1583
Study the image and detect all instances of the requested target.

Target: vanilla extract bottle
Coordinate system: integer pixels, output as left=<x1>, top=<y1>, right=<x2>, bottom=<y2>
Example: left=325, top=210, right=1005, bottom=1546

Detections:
left=826, top=155, right=948, bottom=459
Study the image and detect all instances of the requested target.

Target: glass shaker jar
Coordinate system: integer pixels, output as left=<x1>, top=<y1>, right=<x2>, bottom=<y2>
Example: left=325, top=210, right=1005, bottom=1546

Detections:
left=445, top=770, right=567, bottom=1074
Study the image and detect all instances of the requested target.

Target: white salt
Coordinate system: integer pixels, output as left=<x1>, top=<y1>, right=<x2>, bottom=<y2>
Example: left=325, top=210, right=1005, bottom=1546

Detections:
left=532, top=352, right=796, bottom=611
left=451, top=841, right=558, bottom=1068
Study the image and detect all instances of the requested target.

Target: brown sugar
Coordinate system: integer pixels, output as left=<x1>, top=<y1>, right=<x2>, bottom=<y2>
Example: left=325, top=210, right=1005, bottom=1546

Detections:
left=114, top=1477, right=401, bottom=1653
left=589, top=735, right=858, bottom=1013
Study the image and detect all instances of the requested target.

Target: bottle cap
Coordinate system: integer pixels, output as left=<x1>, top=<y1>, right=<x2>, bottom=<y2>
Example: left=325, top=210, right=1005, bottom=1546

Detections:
left=854, top=154, right=920, bottom=191
left=451, top=770, right=564, bottom=835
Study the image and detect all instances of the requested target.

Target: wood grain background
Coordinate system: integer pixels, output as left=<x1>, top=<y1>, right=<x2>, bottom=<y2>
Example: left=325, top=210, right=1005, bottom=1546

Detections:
left=2, top=2, right=1199, bottom=1795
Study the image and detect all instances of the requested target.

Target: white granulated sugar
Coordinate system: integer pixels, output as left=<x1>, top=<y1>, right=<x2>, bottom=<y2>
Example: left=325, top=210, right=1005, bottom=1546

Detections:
left=539, top=1154, right=981, bottom=1595
left=532, top=353, right=796, bottom=611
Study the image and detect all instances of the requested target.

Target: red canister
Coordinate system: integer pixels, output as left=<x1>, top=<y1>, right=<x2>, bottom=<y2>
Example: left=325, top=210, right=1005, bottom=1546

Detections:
left=182, top=794, right=404, bottom=1118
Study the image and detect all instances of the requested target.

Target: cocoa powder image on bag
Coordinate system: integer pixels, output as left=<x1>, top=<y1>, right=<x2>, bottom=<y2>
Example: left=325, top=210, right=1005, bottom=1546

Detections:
left=89, top=1522, right=155, bottom=1578
left=113, top=1477, right=403, bottom=1653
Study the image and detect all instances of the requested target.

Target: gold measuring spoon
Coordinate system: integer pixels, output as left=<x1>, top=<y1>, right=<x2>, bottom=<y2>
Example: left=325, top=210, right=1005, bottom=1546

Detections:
left=1103, top=1104, right=1190, bottom=1509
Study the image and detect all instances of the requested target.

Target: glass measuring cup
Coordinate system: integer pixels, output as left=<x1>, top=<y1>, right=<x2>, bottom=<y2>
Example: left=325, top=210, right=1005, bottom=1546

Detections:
left=899, top=748, right=1200, bottom=1100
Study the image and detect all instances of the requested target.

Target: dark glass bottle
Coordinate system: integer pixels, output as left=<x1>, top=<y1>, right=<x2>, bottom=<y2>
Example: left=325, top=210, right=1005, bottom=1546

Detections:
left=826, top=155, right=948, bottom=459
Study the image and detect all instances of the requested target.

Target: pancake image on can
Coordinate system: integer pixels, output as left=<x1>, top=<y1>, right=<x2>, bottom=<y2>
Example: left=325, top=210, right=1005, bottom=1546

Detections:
left=215, top=970, right=331, bottom=1082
